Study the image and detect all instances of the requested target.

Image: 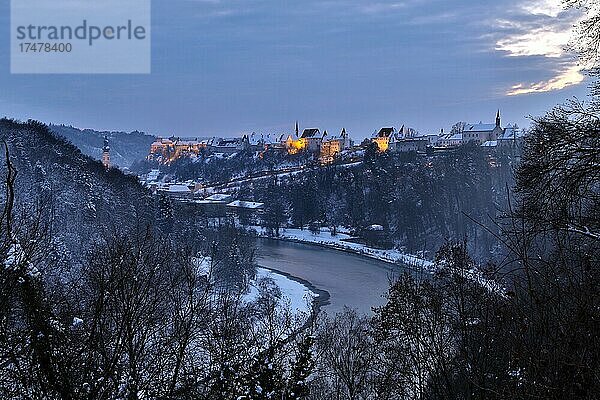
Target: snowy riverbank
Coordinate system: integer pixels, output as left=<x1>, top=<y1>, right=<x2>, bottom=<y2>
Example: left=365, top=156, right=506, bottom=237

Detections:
left=245, top=267, right=320, bottom=317
left=195, top=256, right=321, bottom=319
left=252, top=228, right=504, bottom=296
left=249, top=226, right=434, bottom=269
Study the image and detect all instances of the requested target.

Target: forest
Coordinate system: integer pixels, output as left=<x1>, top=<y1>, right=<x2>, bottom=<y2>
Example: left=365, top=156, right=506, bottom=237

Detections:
left=238, top=143, right=516, bottom=261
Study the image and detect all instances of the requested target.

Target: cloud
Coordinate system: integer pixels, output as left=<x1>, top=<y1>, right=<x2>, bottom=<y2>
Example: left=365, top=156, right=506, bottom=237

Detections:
left=495, top=25, right=572, bottom=58
left=506, top=63, right=585, bottom=95
left=520, top=0, right=565, bottom=17
left=495, top=1, right=585, bottom=95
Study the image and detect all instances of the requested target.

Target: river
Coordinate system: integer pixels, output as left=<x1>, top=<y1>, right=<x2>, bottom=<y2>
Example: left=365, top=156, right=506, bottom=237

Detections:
left=256, top=238, right=403, bottom=315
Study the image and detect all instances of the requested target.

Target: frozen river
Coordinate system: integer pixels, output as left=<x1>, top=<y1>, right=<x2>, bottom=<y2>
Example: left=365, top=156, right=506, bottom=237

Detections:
left=256, top=238, right=403, bottom=315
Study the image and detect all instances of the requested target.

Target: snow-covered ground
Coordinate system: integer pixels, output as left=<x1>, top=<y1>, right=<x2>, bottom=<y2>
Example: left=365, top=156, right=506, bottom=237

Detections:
left=194, top=257, right=318, bottom=318
left=250, top=226, right=434, bottom=269
left=245, top=267, right=318, bottom=316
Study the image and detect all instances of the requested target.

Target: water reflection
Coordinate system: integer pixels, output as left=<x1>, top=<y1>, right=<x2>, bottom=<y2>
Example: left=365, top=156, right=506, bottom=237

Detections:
left=256, top=238, right=402, bottom=315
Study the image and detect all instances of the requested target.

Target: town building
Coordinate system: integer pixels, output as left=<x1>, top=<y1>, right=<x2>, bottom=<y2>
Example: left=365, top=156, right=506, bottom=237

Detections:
left=299, top=128, right=323, bottom=152
left=361, top=224, right=393, bottom=249
left=143, top=113, right=523, bottom=166
left=147, top=169, right=160, bottom=181
left=392, top=137, right=429, bottom=153
left=187, top=196, right=263, bottom=227
left=372, top=125, right=431, bottom=153
left=416, top=133, right=441, bottom=147
left=438, top=110, right=522, bottom=147
left=248, top=132, right=277, bottom=152
left=157, top=183, right=194, bottom=199
left=462, top=111, right=504, bottom=145
left=372, top=127, right=397, bottom=152
left=210, top=136, right=251, bottom=154
left=226, top=200, right=265, bottom=225
left=438, top=132, right=464, bottom=147
left=204, top=193, right=234, bottom=203
left=320, top=128, right=353, bottom=162
left=283, top=122, right=324, bottom=154
left=496, top=124, right=524, bottom=149
left=149, top=137, right=208, bottom=161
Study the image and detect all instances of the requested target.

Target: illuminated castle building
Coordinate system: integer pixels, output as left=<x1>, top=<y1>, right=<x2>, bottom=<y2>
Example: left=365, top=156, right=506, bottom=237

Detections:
left=283, top=122, right=353, bottom=161
left=149, top=137, right=209, bottom=162
left=372, top=127, right=396, bottom=152
left=321, top=128, right=352, bottom=162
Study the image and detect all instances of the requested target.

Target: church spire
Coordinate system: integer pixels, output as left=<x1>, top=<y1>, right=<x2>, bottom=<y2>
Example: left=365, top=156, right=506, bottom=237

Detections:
left=295, top=121, right=299, bottom=137
left=496, top=109, right=501, bottom=127
left=102, top=135, right=110, bottom=169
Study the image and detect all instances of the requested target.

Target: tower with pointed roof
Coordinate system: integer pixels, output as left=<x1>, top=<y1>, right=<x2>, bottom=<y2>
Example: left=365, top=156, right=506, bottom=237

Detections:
left=102, top=135, right=110, bottom=169
left=496, top=110, right=501, bottom=127
left=341, top=127, right=351, bottom=149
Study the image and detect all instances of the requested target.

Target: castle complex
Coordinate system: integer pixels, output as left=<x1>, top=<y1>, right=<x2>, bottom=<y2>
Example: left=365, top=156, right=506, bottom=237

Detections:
left=147, top=112, right=523, bottom=164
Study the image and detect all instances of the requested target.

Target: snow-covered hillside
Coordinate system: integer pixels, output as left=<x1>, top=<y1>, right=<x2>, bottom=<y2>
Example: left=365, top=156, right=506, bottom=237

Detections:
left=50, top=124, right=156, bottom=168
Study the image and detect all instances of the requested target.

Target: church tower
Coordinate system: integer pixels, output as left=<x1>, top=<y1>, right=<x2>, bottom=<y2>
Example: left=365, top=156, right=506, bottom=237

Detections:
left=496, top=110, right=501, bottom=127
left=341, top=127, right=349, bottom=149
left=295, top=121, right=299, bottom=137
left=102, top=135, right=110, bottom=169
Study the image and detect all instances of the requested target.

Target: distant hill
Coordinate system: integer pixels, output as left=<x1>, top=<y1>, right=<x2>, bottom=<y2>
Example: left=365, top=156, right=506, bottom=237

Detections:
left=49, top=124, right=156, bottom=168
left=0, top=118, right=155, bottom=263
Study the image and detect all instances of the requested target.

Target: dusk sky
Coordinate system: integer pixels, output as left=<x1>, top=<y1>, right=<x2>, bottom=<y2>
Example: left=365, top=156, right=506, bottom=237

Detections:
left=0, top=0, right=590, bottom=138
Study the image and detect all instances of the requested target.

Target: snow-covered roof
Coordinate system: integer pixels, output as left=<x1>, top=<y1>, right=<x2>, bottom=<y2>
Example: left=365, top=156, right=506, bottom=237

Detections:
left=397, top=125, right=419, bottom=138
left=167, top=184, right=191, bottom=193
left=324, top=133, right=342, bottom=142
left=248, top=133, right=261, bottom=145
left=195, top=200, right=221, bottom=204
left=375, top=127, right=395, bottom=138
left=481, top=140, right=498, bottom=147
left=415, top=134, right=440, bottom=143
left=396, top=137, right=429, bottom=143
left=498, top=126, right=523, bottom=140
left=205, top=193, right=233, bottom=202
left=153, top=138, right=174, bottom=145
left=227, top=200, right=264, bottom=209
left=366, top=224, right=384, bottom=231
left=301, top=128, right=321, bottom=138
left=214, top=138, right=241, bottom=147
left=176, top=140, right=199, bottom=146
left=248, top=132, right=275, bottom=146
left=464, top=123, right=497, bottom=132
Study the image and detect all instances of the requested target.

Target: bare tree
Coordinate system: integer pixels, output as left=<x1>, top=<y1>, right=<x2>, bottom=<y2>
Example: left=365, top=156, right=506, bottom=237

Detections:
left=310, top=309, right=378, bottom=400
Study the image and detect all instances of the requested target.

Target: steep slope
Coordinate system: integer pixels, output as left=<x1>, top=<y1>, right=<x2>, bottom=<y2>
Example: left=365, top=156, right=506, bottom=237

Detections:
left=0, top=118, right=155, bottom=262
left=49, top=124, right=156, bottom=168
